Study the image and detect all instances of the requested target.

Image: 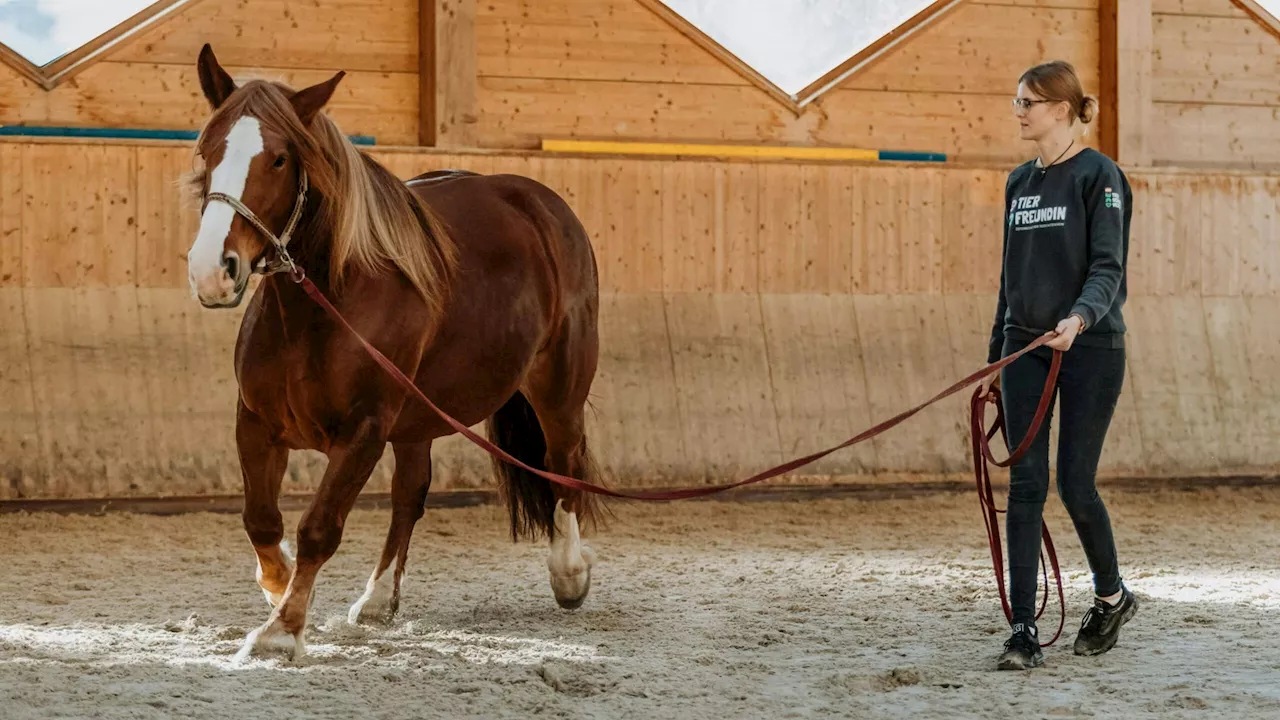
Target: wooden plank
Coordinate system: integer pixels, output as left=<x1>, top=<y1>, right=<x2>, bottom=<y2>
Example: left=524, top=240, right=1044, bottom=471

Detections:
left=478, top=1, right=1098, bottom=98
left=1131, top=170, right=1172, bottom=294
left=1152, top=14, right=1280, bottom=105
left=0, top=287, right=42, bottom=499
left=1153, top=0, right=1251, bottom=17
left=3, top=62, right=418, bottom=147
left=21, top=144, right=137, bottom=288
left=1235, top=0, right=1280, bottom=42
left=136, top=146, right=201, bottom=288
left=1240, top=296, right=1280, bottom=464
left=116, top=0, right=418, bottom=73
left=1201, top=175, right=1243, bottom=295
left=901, top=167, right=944, bottom=293
left=803, top=164, right=854, bottom=294
left=603, top=159, right=663, bottom=293
left=1238, top=176, right=1279, bottom=295
left=756, top=163, right=805, bottom=293
left=436, top=0, right=478, bottom=147
left=977, top=0, right=1098, bottom=7
left=589, top=292, right=688, bottom=484
left=1150, top=102, right=1280, bottom=169
left=476, top=0, right=743, bottom=85
left=1107, top=0, right=1153, bottom=165
left=715, top=163, right=760, bottom=293
left=858, top=167, right=902, bottom=294
left=941, top=169, right=1005, bottom=294
left=1125, top=295, right=1227, bottom=474
left=475, top=76, right=1053, bottom=161
left=794, top=0, right=969, bottom=106
left=760, top=294, right=878, bottom=479
left=1203, top=296, right=1274, bottom=469
left=664, top=292, right=781, bottom=481
left=845, top=4, right=1100, bottom=97
left=0, top=144, right=20, bottom=286
left=1132, top=172, right=1205, bottom=295
left=633, top=0, right=797, bottom=111
left=420, top=0, right=437, bottom=146
left=134, top=287, right=242, bottom=496
left=660, top=160, right=716, bottom=292
left=23, top=288, right=157, bottom=498
left=854, top=295, right=969, bottom=479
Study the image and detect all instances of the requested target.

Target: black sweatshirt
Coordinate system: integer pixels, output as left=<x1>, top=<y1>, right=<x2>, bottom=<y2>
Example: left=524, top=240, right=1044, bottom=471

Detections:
left=987, top=147, right=1132, bottom=364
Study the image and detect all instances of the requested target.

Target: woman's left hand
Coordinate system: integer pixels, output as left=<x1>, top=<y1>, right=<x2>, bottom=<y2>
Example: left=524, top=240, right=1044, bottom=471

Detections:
left=1045, top=315, right=1084, bottom=351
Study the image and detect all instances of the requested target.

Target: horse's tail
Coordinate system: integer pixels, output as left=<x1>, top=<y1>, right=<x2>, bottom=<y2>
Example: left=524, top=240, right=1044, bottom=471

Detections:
left=485, top=391, right=558, bottom=541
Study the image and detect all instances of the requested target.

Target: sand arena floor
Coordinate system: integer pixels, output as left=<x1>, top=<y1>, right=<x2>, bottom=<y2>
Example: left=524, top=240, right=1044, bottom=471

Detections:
left=0, top=484, right=1277, bottom=719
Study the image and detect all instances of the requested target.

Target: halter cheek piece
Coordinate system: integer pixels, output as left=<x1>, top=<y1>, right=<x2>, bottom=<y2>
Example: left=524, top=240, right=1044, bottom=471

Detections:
left=202, top=171, right=309, bottom=282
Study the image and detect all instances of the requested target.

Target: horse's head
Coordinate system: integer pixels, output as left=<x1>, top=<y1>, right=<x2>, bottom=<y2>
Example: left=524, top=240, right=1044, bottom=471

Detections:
left=185, top=44, right=344, bottom=308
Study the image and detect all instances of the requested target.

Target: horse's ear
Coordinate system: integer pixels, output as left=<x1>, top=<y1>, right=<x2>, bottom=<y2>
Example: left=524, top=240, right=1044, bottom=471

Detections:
left=289, top=71, right=346, bottom=126
left=197, top=43, right=236, bottom=109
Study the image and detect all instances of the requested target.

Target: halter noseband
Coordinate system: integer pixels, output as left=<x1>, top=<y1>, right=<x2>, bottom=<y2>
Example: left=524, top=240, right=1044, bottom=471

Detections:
left=203, top=171, right=309, bottom=282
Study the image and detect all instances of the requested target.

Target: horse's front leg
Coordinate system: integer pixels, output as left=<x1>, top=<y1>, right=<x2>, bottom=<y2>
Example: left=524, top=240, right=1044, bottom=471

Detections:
left=349, top=439, right=433, bottom=625
left=236, top=417, right=389, bottom=662
left=237, top=403, right=292, bottom=608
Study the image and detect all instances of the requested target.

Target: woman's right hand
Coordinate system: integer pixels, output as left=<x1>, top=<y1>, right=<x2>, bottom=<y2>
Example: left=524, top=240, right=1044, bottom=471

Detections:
left=978, top=372, right=1000, bottom=401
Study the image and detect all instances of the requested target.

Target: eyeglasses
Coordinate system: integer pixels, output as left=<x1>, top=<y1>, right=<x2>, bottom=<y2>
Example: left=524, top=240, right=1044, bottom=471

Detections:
left=1011, top=98, right=1053, bottom=114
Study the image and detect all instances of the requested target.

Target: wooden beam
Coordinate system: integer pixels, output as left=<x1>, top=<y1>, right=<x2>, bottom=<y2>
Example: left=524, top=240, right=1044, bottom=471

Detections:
left=0, top=0, right=206, bottom=91
left=792, top=0, right=966, bottom=109
left=419, top=0, right=436, bottom=145
left=1233, top=0, right=1280, bottom=43
left=1101, top=0, right=1152, bottom=165
left=421, top=0, right=478, bottom=148
left=635, top=0, right=800, bottom=113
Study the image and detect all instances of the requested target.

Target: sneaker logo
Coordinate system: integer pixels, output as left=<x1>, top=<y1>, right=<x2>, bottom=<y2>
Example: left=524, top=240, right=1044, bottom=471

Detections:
left=1012, top=623, right=1036, bottom=637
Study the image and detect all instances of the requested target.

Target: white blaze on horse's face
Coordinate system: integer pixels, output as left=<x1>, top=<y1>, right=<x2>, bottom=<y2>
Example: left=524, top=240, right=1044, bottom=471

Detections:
left=188, top=115, right=264, bottom=307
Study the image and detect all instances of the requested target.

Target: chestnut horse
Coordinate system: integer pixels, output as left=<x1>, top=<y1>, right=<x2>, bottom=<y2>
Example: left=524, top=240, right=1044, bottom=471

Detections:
left=184, top=45, right=605, bottom=660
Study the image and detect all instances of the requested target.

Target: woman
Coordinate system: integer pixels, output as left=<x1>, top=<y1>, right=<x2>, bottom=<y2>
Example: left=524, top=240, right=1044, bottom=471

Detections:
left=976, top=60, right=1137, bottom=671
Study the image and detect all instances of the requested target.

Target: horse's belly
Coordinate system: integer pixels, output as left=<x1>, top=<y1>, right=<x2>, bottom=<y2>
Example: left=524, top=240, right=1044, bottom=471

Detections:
left=387, top=330, right=542, bottom=443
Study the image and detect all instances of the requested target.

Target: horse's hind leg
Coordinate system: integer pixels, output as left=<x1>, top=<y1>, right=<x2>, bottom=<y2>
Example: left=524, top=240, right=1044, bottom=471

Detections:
left=536, top=406, right=600, bottom=609
left=237, top=402, right=292, bottom=608
left=524, top=323, right=604, bottom=610
left=349, top=439, right=433, bottom=625
left=237, top=418, right=388, bottom=662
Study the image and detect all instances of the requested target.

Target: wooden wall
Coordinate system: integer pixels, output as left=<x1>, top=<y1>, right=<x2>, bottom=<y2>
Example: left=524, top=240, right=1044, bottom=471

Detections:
left=1, top=0, right=1275, bottom=170
left=474, top=0, right=1102, bottom=162
left=2, top=138, right=1277, bottom=500
left=0, top=0, right=420, bottom=145
left=1152, top=0, right=1280, bottom=168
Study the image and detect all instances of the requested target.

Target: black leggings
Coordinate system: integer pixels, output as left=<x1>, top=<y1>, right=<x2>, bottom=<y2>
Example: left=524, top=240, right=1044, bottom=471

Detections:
left=1000, top=337, right=1126, bottom=626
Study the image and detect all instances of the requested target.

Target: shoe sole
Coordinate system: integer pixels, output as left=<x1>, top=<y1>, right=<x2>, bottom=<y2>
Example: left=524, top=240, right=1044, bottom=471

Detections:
left=1074, top=596, right=1138, bottom=657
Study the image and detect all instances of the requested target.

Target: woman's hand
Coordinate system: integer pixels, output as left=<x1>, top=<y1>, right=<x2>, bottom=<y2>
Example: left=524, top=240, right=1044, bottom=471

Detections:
left=978, top=372, right=1000, bottom=401
left=1045, top=314, right=1085, bottom=351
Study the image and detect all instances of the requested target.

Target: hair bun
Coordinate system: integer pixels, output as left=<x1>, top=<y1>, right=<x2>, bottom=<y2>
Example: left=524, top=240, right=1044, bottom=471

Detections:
left=1079, top=95, right=1098, bottom=124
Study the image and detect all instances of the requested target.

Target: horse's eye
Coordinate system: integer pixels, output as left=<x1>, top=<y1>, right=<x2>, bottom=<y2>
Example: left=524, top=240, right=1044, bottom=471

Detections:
left=272, top=155, right=287, bottom=169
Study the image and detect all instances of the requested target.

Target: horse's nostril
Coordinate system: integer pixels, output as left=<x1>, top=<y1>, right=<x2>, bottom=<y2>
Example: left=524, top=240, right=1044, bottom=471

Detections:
left=223, top=253, right=239, bottom=281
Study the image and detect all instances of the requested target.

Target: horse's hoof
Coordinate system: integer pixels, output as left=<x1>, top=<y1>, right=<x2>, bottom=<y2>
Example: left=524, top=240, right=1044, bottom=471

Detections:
left=234, top=616, right=306, bottom=663
left=348, top=562, right=400, bottom=626
left=348, top=592, right=399, bottom=626
left=551, top=567, right=591, bottom=610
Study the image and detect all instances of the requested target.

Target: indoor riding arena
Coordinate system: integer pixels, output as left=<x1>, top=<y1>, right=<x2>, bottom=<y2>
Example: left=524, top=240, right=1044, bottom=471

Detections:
left=1, top=0, right=1278, bottom=718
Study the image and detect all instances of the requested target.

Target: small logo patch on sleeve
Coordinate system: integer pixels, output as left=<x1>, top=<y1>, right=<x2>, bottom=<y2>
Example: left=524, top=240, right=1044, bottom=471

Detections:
left=1104, top=187, right=1122, bottom=210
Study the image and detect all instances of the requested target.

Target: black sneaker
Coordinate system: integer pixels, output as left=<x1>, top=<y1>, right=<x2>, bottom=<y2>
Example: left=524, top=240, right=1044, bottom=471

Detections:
left=1073, top=585, right=1138, bottom=656
left=997, top=622, right=1044, bottom=670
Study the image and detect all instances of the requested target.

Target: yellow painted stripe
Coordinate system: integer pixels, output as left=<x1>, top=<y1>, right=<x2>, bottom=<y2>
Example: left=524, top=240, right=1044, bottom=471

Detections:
left=540, top=138, right=880, bottom=162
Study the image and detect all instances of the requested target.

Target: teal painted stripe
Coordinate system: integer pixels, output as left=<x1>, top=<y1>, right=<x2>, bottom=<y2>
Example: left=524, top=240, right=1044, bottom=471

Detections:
left=0, top=125, right=376, bottom=146
left=877, top=150, right=946, bottom=162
